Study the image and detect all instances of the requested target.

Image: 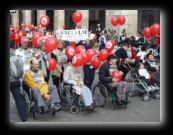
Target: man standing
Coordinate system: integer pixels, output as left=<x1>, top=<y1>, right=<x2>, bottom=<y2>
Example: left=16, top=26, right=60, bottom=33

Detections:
left=15, top=36, right=33, bottom=73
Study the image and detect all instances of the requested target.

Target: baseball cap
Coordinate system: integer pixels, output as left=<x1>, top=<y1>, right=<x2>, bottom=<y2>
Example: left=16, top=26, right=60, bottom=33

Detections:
left=107, top=54, right=118, bottom=61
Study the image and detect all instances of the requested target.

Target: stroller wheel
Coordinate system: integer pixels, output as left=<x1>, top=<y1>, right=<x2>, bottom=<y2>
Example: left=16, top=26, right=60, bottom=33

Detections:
left=153, top=92, right=160, bottom=99
left=142, top=94, right=150, bottom=101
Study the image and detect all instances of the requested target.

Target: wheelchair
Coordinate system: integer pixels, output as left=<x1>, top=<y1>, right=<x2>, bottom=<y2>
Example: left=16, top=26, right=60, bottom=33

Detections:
left=58, top=81, right=97, bottom=114
left=92, top=82, right=129, bottom=110
left=22, top=82, right=57, bottom=120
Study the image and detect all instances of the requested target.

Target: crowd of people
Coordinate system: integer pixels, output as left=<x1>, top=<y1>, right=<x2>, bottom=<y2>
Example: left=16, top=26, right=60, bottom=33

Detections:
left=10, top=24, right=160, bottom=122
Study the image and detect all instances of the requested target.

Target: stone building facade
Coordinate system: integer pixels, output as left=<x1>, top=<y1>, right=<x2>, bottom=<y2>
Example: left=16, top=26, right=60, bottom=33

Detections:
left=10, top=10, right=160, bottom=37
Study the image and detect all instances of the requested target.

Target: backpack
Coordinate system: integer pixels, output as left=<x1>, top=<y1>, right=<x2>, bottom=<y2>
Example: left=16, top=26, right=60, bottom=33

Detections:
left=10, top=54, right=24, bottom=79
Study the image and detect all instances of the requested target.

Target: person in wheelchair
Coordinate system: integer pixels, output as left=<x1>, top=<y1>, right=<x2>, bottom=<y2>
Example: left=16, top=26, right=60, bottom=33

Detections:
left=23, top=58, right=61, bottom=112
left=99, top=54, right=129, bottom=105
left=63, top=59, right=95, bottom=110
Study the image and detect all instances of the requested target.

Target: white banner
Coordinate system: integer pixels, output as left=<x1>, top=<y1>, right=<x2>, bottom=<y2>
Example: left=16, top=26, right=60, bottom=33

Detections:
left=56, top=29, right=88, bottom=41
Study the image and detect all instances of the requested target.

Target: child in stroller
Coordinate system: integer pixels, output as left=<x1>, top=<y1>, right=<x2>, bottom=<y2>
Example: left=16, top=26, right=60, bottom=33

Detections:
left=128, top=62, right=160, bottom=101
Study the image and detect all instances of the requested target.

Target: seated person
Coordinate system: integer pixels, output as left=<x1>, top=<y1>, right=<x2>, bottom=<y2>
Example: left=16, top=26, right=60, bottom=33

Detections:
left=23, top=58, right=61, bottom=112
left=144, top=53, right=160, bottom=86
left=99, top=54, right=129, bottom=105
left=137, top=45, right=149, bottom=63
left=63, top=59, right=95, bottom=110
left=136, top=62, right=159, bottom=89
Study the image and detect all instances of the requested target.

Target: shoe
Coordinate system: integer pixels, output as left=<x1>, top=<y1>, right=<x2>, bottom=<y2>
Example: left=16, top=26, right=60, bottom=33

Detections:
left=50, top=104, right=61, bottom=111
left=121, top=100, right=128, bottom=104
left=20, top=119, right=29, bottom=122
left=85, top=105, right=93, bottom=110
left=38, top=106, right=44, bottom=113
left=50, top=104, right=59, bottom=111
left=56, top=103, right=62, bottom=111
left=116, top=100, right=123, bottom=105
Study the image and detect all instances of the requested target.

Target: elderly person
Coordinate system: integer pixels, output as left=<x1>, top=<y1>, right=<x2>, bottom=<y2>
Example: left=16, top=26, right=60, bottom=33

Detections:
left=15, top=36, right=34, bottom=73
left=63, top=59, right=95, bottom=110
left=23, top=58, right=61, bottom=112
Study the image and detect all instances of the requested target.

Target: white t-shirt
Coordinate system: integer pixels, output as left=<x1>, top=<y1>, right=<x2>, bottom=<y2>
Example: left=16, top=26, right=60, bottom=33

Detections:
left=137, top=51, right=147, bottom=63
left=138, top=68, right=150, bottom=79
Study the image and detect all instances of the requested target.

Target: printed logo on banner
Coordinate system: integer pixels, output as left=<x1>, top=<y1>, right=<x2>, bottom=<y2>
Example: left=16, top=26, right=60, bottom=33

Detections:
left=132, top=46, right=159, bottom=57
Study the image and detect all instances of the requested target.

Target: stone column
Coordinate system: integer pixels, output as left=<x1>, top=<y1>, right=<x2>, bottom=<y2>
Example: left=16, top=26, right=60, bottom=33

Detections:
left=120, top=10, right=138, bottom=37
left=11, top=10, right=19, bottom=26
left=54, top=10, right=65, bottom=30
left=76, top=10, right=89, bottom=30
left=106, top=10, right=121, bottom=35
left=37, top=10, right=46, bottom=32
left=23, top=10, right=31, bottom=25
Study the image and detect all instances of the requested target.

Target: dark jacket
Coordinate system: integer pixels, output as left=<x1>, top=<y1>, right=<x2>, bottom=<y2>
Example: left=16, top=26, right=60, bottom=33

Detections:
left=144, top=60, right=157, bottom=72
left=99, top=61, right=119, bottom=83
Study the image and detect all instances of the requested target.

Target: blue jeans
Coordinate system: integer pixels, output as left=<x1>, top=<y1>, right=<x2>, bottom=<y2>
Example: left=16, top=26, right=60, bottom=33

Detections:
left=10, top=81, right=28, bottom=122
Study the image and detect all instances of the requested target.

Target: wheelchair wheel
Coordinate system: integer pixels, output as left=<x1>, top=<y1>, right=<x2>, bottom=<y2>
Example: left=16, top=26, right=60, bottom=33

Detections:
left=70, top=106, right=79, bottom=114
left=153, top=91, right=160, bottom=99
left=58, top=85, right=71, bottom=111
left=142, top=93, right=150, bottom=101
left=92, top=83, right=108, bottom=107
left=20, top=89, right=30, bottom=114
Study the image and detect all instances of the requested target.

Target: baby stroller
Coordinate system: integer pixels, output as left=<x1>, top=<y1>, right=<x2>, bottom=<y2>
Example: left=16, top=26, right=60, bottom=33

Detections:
left=126, top=63, right=160, bottom=101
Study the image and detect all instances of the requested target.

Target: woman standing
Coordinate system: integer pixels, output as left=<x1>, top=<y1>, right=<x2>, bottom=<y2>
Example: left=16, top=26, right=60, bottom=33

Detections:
left=83, top=39, right=98, bottom=89
left=51, top=39, right=68, bottom=88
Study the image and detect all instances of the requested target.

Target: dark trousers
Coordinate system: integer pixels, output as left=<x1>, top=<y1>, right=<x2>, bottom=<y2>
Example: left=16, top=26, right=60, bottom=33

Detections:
left=10, top=81, right=28, bottom=122
left=52, top=75, right=60, bottom=88
left=83, top=65, right=95, bottom=89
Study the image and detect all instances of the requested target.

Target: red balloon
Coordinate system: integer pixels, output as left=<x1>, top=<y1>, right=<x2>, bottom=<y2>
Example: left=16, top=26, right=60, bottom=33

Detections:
left=98, top=49, right=109, bottom=61
left=45, top=38, right=58, bottom=53
left=47, top=58, right=57, bottom=71
left=31, top=32, right=43, bottom=47
left=105, top=40, right=115, bottom=52
left=77, top=24, right=81, bottom=28
left=91, top=56, right=101, bottom=69
left=111, top=70, right=122, bottom=82
left=65, top=46, right=76, bottom=59
left=72, top=12, right=82, bottom=23
left=72, top=54, right=84, bottom=67
left=143, top=27, right=151, bottom=38
left=118, top=16, right=126, bottom=25
left=86, top=48, right=97, bottom=61
left=75, top=45, right=86, bottom=54
left=40, top=15, right=50, bottom=27
left=63, top=25, right=66, bottom=29
left=18, top=31, right=23, bottom=38
left=150, top=23, right=160, bottom=36
left=111, top=16, right=119, bottom=26
left=81, top=51, right=90, bottom=64
left=70, top=41, right=76, bottom=49
left=10, top=31, right=14, bottom=39
left=21, top=24, right=27, bottom=29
